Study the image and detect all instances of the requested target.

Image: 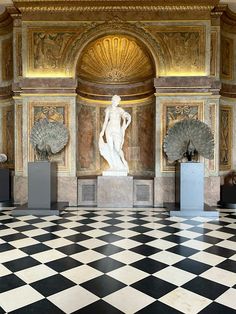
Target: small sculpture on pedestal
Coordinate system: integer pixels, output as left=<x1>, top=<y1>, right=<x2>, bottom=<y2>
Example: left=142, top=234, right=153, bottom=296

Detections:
left=163, top=119, right=214, bottom=162
left=30, top=119, right=69, bottom=160
left=99, top=95, right=131, bottom=176
left=0, top=154, right=7, bottom=166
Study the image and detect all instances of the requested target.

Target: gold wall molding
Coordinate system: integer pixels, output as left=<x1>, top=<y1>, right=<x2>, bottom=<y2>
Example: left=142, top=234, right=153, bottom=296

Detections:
left=0, top=9, right=12, bottom=35
left=219, top=105, right=232, bottom=171
left=28, top=101, right=70, bottom=172
left=161, top=101, right=203, bottom=172
left=210, top=30, right=218, bottom=77
left=208, top=103, right=217, bottom=172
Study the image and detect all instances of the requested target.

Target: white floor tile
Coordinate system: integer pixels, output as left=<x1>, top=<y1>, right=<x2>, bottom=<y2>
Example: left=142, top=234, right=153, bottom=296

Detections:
left=215, top=288, right=236, bottom=310
left=154, top=266, right=196, bottom=286
left=200, top=267, right=236, bottom=287
left=48, top=285, right=99, bottom=313
left=107, top=265, right=149, bottom=285
left=103, top=286, right=155, bottom=314
left=61, top=265, right=102, bottom=284
left=16, top=264, right=57, bottom=283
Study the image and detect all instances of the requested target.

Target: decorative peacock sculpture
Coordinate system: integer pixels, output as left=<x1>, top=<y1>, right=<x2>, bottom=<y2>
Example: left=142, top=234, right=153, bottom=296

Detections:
left=163, top=119, right=214, bottom=162
left=30, top=119, right=69, bottom=161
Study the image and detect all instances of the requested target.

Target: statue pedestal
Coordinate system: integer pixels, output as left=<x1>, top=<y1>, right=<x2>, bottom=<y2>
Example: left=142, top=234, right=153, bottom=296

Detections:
left=165, top=162, right=219, bottom=217
left=12, top=162, right=68, bottom=216
left=102, top=170, right=128, bottom=176
left=97, top=176, right=133, bottom=208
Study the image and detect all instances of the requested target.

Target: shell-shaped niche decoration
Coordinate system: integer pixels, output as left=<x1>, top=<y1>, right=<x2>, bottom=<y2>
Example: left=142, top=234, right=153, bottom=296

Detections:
left=30, top=119, right=69, bottom=161
left=163, top=119, right=214, bottom=162
left=78, top=35, right=154, bottom=83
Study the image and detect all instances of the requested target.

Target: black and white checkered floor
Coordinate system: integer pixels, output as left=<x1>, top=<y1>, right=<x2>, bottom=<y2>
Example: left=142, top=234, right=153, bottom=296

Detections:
left=0, top=207, right=236, bottom=313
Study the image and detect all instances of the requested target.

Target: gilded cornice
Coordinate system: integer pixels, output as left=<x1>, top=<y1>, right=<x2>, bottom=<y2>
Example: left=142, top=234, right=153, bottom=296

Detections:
left=214, top=4, right=236, bottom=33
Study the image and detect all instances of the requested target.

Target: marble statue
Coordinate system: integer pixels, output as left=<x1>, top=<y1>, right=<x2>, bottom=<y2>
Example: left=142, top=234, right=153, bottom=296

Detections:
left=30, top=119, right=69, bottom=161
left=163, top=119, right=214, bottom=162
left=99, top=95, right=131, bottom=175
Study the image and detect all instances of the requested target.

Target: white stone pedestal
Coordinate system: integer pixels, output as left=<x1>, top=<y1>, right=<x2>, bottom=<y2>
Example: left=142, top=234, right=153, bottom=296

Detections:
left=97, top=176, right=133, bottom=208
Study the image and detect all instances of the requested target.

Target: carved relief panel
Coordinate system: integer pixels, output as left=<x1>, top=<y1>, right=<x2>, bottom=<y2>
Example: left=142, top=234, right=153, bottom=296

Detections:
left=27, top=26, right=86, bottom=76
left=29, top=102, right=70, bottom=172
left=2, top=105, right=14, bottom=168
left=161, top=102, right=203, bottom=172
left=15, top=104, right=23, bottom=173
left=15, top=32, right=22, bottom=78
left=144, top=26, right=206, bottom=75
left=210, top=31, right=218, bottom=77
left=1, top=37, right=13, bottom=81
left=219, top=105, right=232, bottom=171
left=221, top=36, right=234, bottom=80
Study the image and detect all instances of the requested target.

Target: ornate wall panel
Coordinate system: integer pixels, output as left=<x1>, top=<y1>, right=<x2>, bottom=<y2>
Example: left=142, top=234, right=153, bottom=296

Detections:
left=144, top=25, right=206, bottom=76
left=28, top=102, right=70, bottom=171
left=161, top=101, right=203, bottom=172
left=221, top=36, right=234, bottom=80
left=210, top=31, right=218, bottom=77
left=219, top=105, right=232, bottom=171
left=15, top=103, right=23, bottom=173
left=2, top=105, right=14, bottom=168
left=1, top=37, right=13, bottom=81
left=27, top=26, right=87, bottom=77
left=208, top=103, right=217, bottom=172
left=77, top=104, right=97, bottom=173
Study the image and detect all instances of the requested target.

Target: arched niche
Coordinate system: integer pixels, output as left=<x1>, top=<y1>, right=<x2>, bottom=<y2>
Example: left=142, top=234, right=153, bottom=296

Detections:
left=76, top=33, right=156, bottom=178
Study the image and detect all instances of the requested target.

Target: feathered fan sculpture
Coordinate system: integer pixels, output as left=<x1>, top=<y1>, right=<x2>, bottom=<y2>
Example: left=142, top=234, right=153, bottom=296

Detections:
left=163, top=119, right=214, bottom=162
left=30, top=119, right=69, bottom=161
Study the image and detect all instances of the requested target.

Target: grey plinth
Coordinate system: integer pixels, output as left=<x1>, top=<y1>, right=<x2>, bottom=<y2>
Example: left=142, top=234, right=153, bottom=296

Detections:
left=177, top=162, right=204, bottom=211
left=28, top=161, right=57, bottom=208
left=97, top=176, right=133, bottom=208
left=166, top=162, right=219, bottom=217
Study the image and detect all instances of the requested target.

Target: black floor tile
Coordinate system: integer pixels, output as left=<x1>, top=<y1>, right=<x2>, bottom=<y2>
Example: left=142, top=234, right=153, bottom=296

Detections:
left=94, top=244, right=124, bottom=256
left=57, top=243, right=87, bottom=255
left=130, top=244, right=161, bottom=257
left=26, top=218, right=45, bottom=224
left=198, top=301, right=235, bottom=313
left=1, top=233, right=27, bottom=242
left=9, top=299, right=65, bottom=314
left=167, top=245, right=199, bottom=257
left=183, top=277, right=228, bottom=300
left=3, top=256, right=40, bottom=272
left=136, top=300, right=183, bottom=314
left=162, top=235, right=189, bottom=244
left=216, top=259, right=236, bottom=273
left=173, top=258, right=211, bottom=275
left=130, top=258, right=168, bottom=274
left=101, top=226, right=123, bottom=233
left=0, top=274, right=25, bottom=293
left=188, top=226, right=212, bottom=234
left=130, top=234, right=156, bottom=244
left=88, top=257, right=125, bottom=273
left=0, top=243, right=15, bottom=252
left=71, top=225, right=94, bottom=232
left=20, top=243, right=51, bottom=255
left=43, top=225, right=66, bottom=232
left=73, top=300, right=124, bottom=314
left=103, top=219, right=123, bottom=225
left=128, top=219, right=149, bottom=225
left=78, top=218, right=97, bottom=224
left=31, top=274, right=76, bottom=297
left=46, top=256, right=82, bottom=272
left=14, top=225, right=37, bottom=232
left=131, top=276, right=176, bottom=299
left=217, top=227, right=236, bottom=235
left=33, top=233, right=59, bottom=242
left=98, top=234, right=124, bottom=243
left=65, top=233, right=91, bottom=242
left=195, top=235, right=222, bottom=245
left=80, top=274, right=125, bottom=298
left=204, top=246, right=235, bottom=258
left=228, top=235, right=236, bottom=242
left=159, top=226, right=182, bottom=233
left=129, top=226, right=152, bottom=233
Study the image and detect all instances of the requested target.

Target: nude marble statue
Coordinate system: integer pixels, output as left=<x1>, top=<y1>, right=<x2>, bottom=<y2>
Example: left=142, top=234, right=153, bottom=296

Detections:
left=99, top=95, right=131, bottom=175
